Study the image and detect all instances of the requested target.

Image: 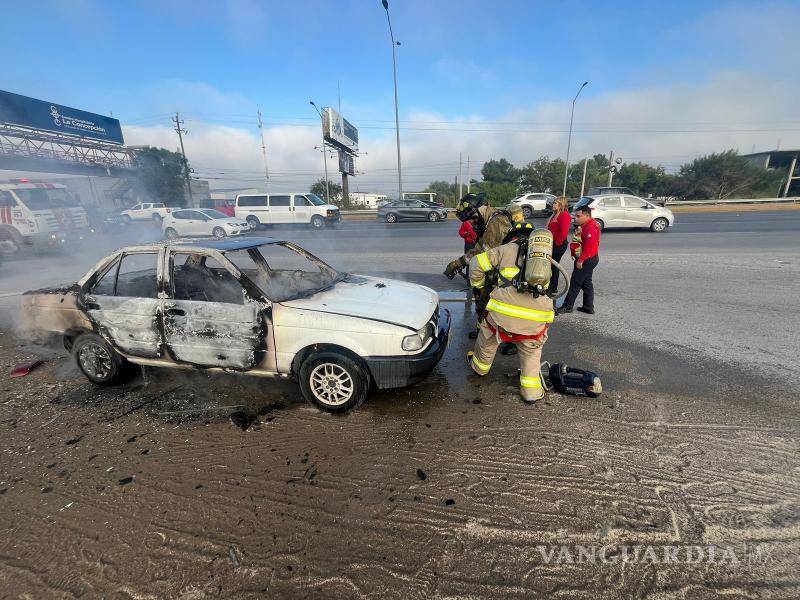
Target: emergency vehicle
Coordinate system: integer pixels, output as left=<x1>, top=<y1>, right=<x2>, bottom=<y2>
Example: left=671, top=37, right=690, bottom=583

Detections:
left=0, top=179, right=91, bottom=254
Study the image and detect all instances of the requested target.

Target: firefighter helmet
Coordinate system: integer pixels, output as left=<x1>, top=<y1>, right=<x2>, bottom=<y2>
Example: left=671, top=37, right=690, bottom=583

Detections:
left=502, top=221, right=534, bottom=244
left=455, top=193, right=485, bottom=222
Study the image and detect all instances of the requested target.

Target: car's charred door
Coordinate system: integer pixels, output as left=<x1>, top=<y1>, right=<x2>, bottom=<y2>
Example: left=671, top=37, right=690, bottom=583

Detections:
left=82, top=250, right=162, bottom=358
left=162, top=250, right=267, bottom=370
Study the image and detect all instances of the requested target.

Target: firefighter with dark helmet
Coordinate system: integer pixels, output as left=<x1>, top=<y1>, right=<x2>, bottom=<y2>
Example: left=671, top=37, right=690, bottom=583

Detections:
left=466, top=222, right=555, bottom=403
left=444, top=192, right=521, bottom=341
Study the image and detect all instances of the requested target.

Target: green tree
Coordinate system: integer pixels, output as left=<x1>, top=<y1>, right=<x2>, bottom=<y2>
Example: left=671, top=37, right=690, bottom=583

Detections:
left=424, top=180, right=458, bottom=207
left=481, top=158, right=520, bottom=185
left=131, top=147, right=189, bottom=205
left=674, top=150, right=786, bottom=199
left=468, top=180, right=519, bottom=206
left=310, top=178, right=344, bottom=205
left=518, top=156, right=566, bottom=195
left=615, top=162, right=669, bottom=197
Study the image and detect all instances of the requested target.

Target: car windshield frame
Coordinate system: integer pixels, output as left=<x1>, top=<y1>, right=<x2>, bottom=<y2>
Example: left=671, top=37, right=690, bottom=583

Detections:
left=199, top=209, right=229, bottom=220
left=574, top=197, right=593, bottom=209
left=305, top=193, right=327, bottom=206
left=14, top=187, right=81, bottom=210
left=222, top=241, right=344, bottom=302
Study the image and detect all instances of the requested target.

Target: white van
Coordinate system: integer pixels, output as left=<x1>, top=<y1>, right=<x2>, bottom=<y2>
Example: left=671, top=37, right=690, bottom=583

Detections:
left=234, top=192, right=340, bottom=229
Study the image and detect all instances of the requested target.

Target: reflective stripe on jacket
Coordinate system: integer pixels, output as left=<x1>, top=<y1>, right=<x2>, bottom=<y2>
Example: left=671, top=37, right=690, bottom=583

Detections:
left=469, top=242, right=554, bottom=336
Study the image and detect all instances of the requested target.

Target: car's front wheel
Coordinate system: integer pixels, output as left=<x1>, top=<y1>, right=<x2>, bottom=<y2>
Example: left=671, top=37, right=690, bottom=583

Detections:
left=122, top=215, right=132, bottom=224
left=650, top=217, right=669, bottom=232
left=164, top=227, right=179, bottom=240
left=428, top=211, right=439, bottom=222
left=299, top=351, right=370, bottom=413
left=212, top=226, right=227, bottom=239
left=595, top=218, right=605, bottom=231
left=385, top=213, right=397, bottom=223
left=72, top=333, right=127, bottom=386
left=310, top=215, right=324, bottom=229
left=246, top=215, right=260, bottom=230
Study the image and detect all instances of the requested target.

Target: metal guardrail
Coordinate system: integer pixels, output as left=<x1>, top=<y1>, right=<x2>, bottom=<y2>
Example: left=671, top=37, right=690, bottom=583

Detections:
left=664, top=197, right=799, bottom=206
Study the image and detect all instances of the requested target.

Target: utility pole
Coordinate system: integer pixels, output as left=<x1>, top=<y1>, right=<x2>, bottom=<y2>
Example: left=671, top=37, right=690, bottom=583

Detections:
left=257, top=106, right=270, bottom=193
left=607, top=150, right=614, bottom=186
left=458, top=152, right=463, bottom=199
left=466, top=155, right=471, bottom=192
left=580, top=157, right=588, bottom=198
left=172, top=112, right=193, bottom=205
left=382, top=0, right=403, bottom=201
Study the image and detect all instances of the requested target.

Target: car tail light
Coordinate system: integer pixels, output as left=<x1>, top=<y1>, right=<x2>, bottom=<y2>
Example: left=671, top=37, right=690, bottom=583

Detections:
left=166, top=208, right=171, bottom=213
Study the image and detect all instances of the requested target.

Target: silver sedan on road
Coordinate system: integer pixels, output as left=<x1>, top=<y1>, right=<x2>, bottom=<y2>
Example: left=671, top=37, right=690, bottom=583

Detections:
left=573, top=195, right=675, bottom=232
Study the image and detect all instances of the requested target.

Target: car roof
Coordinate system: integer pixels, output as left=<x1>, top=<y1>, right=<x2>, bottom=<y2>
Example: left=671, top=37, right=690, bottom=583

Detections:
left=124, top=237, right=284, bottom=252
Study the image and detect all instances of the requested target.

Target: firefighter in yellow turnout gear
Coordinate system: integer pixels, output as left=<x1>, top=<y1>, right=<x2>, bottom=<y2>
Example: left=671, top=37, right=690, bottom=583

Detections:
left=467, top=223, right=555, bottom=402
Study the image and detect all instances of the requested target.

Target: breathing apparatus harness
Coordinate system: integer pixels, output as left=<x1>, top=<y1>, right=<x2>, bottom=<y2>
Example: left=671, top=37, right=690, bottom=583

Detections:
left=499, top=224, right=571, bottom=300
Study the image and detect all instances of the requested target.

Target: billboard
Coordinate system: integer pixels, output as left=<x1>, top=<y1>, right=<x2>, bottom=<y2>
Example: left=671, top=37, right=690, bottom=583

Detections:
left=322, top=107, right=358, bottom=153
left=338, top=151, right=355, bottom=176
left=0, top=89, right=124, bottom=145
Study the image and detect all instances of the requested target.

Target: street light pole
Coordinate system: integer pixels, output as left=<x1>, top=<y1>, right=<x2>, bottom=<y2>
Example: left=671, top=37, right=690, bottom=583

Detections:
left=562, top=81, right=588, bottom=197
left=310, top=101, right=330, bottom=203
left=382, top=0, right=403, bottom=201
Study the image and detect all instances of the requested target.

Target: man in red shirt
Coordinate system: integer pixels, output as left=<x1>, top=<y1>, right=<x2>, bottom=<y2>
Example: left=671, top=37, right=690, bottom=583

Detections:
left=557, top=205, right=600, bottom=315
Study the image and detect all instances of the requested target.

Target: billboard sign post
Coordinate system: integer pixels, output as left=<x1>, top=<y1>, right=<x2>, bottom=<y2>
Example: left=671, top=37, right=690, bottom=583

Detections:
left=0, top=89, right=125, bottom=145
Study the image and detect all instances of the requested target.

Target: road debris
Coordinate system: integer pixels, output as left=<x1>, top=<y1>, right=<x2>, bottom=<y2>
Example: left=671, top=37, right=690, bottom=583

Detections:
left=10, top=359, right=44, bottom=378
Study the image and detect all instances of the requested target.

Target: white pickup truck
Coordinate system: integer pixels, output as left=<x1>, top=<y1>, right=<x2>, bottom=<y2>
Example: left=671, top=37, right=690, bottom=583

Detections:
left=120, top=202, right=172, bottom=223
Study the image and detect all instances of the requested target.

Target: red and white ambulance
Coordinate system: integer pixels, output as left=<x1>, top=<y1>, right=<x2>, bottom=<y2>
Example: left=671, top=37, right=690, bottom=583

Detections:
left=0, top=179, right=91, bottom=254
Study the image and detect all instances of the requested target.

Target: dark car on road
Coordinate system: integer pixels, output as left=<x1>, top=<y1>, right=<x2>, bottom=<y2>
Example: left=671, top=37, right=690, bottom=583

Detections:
left=378, top=200, right=448, bottom=223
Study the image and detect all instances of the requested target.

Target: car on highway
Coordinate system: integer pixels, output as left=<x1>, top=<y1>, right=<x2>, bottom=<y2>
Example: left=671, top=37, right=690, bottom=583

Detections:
left=573, top=194, right=674, bottom=232
left=586, top=186, right=636, bottom=197
left=234, top=192, right=340, bottom=229
left=511, top=192, right=557, bottom=219
left=162, top=208, right=250, bottom=239
left=378, top=200, right=448, bottom=223
left=21, top=238, right=450, bottom=413
left=120, top=202, right=172, bottom=223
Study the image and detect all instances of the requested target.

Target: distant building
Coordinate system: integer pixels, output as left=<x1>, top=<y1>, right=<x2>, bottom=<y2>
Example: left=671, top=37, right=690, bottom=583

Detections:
left=742, top=149, right=799, bottom=197
left=350, top=192, right=388, bottom=208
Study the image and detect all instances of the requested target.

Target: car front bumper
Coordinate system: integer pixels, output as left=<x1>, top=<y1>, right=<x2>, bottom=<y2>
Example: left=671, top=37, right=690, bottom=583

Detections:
left=365, top=308, right=451, bottom=389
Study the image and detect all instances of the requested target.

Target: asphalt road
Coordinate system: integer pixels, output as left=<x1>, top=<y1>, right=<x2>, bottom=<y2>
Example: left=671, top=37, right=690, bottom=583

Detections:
left=1, top=209, right=798, bottom=381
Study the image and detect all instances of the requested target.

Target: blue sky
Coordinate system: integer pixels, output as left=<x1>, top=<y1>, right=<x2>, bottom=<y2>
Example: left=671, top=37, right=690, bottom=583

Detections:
left=2, top=0, right=798, bottom=192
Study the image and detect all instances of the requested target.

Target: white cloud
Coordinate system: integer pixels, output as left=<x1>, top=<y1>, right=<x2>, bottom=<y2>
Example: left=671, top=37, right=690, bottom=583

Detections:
left=122, top=71, right=800, bottom=196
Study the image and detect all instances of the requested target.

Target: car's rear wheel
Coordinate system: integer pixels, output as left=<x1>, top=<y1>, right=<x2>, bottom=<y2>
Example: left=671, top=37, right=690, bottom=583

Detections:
left=595, top=218, right=605, bottom=231
left=212, top=226, right=226, bottom=239
left=428, top=211, right=439, bottom=222
left=385, top=213, right=397, bottom=223
left=310, top=215, right=324, bottom=229
left=73, top=333, right=127, bottom=386
left=522, top=206, right=533, bottom=220
left=152, top=213, right=162, bottom=223
left=246, top=215, right=260, bottom=230
left=165, top=227, right=179, bottom=240
left=299, top=351, right=370, bottom=413
left=650, top=217, right=668, bottom=232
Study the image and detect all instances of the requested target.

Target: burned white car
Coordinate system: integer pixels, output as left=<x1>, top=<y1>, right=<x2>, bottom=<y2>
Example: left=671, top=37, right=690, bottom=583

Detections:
left=22, top=238, right=450, bottom=412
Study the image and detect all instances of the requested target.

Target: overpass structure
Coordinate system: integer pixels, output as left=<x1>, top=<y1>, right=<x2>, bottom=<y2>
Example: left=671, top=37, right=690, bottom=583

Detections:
left=0, top=122, right=134, bottom=176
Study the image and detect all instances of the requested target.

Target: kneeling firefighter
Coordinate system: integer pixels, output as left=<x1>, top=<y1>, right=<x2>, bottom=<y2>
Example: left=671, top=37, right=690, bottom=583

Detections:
left=467, top=223, right=570, bottom=402
left=444, top=193, right=522, bottom=341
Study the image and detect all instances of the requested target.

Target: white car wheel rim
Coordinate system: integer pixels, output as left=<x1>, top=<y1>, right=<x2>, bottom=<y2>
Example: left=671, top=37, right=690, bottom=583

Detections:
left=310, top=363, right=354, bottom=406
left=654, top=220, right=666, bottom=231
left=79, top=343, right=112, bottom=379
